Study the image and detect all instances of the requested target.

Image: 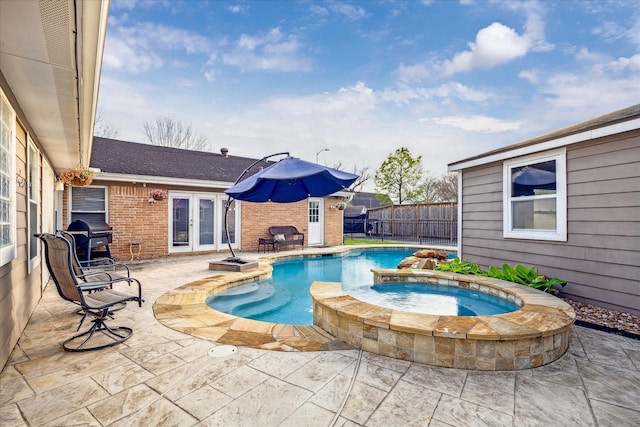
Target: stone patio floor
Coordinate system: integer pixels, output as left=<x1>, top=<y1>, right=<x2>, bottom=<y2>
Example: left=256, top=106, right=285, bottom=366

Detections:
left=1, top=252, right=639, bottom=426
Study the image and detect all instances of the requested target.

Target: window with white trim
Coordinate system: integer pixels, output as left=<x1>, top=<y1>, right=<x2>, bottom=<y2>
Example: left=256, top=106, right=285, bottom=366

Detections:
left=69, top=186, right=107, bottom=223
left=28, top=140, right=40, bottom=271
left=503, top=148, right=567, bottom=241
left=0, top=91, right=16, bottom=266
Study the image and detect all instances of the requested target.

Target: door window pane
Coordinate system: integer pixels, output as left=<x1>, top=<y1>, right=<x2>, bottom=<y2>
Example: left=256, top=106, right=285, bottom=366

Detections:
left=172, top=198, right=190, bottom=246
left=309, top=200, right=320, bottom=223
left=199, top=198, right=214, bottom=245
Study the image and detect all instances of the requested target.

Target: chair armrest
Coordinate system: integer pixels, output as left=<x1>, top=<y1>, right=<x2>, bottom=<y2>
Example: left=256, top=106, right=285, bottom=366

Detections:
left=78, top=276, right=143, bottom=307
left=81, top=258, right=131, bottom=277
left=77, top=270, right=117, bottom=281
left=77, top=282, right=114, bottom=292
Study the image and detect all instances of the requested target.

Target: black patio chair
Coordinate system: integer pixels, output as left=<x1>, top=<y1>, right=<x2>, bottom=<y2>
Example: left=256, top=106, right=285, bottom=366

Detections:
left=38, top=233, right=143, bottom=352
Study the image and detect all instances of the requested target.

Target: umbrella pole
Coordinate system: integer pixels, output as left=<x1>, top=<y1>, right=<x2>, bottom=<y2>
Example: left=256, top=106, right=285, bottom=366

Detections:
left=223, top=151, right=290, bottom=263
left=223, top=197, right=238, bottom=261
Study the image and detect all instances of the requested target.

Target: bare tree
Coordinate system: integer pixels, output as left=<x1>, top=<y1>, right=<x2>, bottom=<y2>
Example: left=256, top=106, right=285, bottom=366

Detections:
left=421, top=172, right=458, bottom=202
left=422, top=173, right=439, bottom=202
left=333, top=162, right=371, bottom=193
left=94, top=110, right=118, bottom=138
left=435, top=172, right=458, bottom=202
left=143, top=116, right=208, bottom=151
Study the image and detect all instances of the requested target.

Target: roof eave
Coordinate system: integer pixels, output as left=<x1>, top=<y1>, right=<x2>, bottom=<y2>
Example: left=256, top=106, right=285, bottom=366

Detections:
left=448, top=106, right=640, bottom=171
left=77, top=0, right=110, bottom=169
left=94, top=172, right=234, bottom=189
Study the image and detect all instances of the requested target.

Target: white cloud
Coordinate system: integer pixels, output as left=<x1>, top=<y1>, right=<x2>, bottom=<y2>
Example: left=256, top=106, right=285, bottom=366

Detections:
left=601, top=54, right=640, bottom=72
left=102, top=36, right=163, bottom=73
left=428, top=115, right=522, bottom=133
left=592, top=20, right=627, bottom=43
left=542, top=71, right=640, bottom=112
left=203, top=69, right=217, bottom=82
left=575, top=47, right=610, bottom=63
left=260, top=81, right=375, bottom=116
left=518, top=69, right=538, bottom=84
left=97, top=76, right=148, bottom=115
left=441, top=22, right=531, bottom=76
left=309, top=5, right=329, bottom=17
left=177, top=79, right=200, bottom=88
left=400, top=3, right=553, bottom=79
left=328, top=3, right=367, bottom=20
left=396, top=63, right=433, bottom=82
left=215, top=27, right=312, bottom=72
left=523, top=9, right=555, bottom=53
left=380, top=81, right=493, bottom=106
left=103, top=21, right=210, bottom=74
left=431, top=82, right=493, bottom=102
left=226, top=4, right=249, bottom=14
left=626, top=16, right=640, bottom=45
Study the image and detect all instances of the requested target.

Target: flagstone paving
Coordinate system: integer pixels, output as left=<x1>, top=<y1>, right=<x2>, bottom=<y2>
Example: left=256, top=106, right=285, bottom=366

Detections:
left=1, top=252, right=639, bottom=426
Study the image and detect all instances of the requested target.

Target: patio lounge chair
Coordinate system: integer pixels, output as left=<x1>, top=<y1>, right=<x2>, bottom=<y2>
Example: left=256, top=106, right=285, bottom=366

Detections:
left=57, top=230, right=130, bottom=312
left=38, top=233, right=143, bottom=352
left=58, top=230, right=130, bottom=279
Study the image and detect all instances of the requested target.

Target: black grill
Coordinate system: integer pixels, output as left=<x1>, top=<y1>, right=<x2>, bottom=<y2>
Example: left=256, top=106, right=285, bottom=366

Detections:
left=67, top=220, right=113, bottom=262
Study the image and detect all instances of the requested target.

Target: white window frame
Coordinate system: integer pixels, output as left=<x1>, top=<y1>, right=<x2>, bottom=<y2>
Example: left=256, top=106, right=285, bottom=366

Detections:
left=68, top=186, right=108, bottom=224
left=27, top=138, right=41, bottom=272
left=0, top=90, right=16, bottom=266
left=503, top=148, right=567, bottom=241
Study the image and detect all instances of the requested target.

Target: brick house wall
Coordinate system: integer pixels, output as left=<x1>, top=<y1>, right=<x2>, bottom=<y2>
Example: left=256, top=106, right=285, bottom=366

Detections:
left=238, top=195, right=346, bottom=251
left=63, top=183, right=170, bottom=260
left=63, top=182, right=347, bottom=259
left=107, top=185, right=169, bottom=260
left=323, top=198, right=346, bottom=246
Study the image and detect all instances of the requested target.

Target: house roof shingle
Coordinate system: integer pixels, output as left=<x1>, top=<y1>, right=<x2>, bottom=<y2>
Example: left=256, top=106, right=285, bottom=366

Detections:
left=91, top=137, right=272, bottom=183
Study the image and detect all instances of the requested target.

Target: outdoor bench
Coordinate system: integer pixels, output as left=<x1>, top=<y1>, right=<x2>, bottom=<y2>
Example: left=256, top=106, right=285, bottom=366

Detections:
left=268, top=226, right=304, bottom=251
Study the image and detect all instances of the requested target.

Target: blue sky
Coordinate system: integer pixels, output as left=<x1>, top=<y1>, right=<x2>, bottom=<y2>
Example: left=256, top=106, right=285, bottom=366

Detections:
left=97, top=0, right=639, bottom=188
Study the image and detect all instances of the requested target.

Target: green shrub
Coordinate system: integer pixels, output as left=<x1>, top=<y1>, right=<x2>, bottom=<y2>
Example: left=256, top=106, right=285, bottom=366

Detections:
left=436, top=259, right=567, bottom=294
left=435, top=257, right=482, bottom=275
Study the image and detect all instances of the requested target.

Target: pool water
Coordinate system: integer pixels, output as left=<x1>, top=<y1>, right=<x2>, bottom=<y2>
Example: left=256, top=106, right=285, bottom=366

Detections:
left=349, top=283, right=519, bottom=316
left=208, top=248, right=487, bottom=324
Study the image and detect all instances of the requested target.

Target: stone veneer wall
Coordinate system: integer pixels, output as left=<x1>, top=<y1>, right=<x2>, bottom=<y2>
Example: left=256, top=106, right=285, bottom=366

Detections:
left=311, top=269, right=575, bottom=371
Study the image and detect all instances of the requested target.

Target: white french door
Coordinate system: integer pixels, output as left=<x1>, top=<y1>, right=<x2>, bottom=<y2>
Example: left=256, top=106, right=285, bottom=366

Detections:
left=169, top=192, right=238, bottom=253
left=308, top=198, right=324, bottom=246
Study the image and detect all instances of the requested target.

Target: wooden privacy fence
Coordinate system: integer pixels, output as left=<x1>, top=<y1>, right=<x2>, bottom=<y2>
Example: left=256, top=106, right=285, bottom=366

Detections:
left=353, top=202, right=457, bottom=245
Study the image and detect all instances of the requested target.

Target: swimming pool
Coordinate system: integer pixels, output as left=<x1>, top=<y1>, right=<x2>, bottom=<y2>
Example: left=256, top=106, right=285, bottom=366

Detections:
left=207, top=248, right=460, bottom=324
left=155, top=245, right=575, bottom=369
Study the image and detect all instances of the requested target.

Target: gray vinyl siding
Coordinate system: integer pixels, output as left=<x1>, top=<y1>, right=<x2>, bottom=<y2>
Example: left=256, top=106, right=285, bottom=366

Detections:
left=460, top=130, right=640, bottom=316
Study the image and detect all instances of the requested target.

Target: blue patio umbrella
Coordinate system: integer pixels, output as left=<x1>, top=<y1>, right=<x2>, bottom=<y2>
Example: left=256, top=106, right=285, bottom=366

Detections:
left=222, top=153, right=358, bottom=262
left=225, top=156, right=358, bottom=202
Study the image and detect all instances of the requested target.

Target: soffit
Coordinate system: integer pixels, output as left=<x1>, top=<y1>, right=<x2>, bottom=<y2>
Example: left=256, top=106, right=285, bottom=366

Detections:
left=0, top=0, right=106, bottom=172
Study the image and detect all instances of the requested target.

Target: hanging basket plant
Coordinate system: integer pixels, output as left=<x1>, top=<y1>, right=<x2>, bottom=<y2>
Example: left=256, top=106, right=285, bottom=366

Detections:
left=59, top=167, right=95, bottom=187
left=149, top=189, right=168, bottom=201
